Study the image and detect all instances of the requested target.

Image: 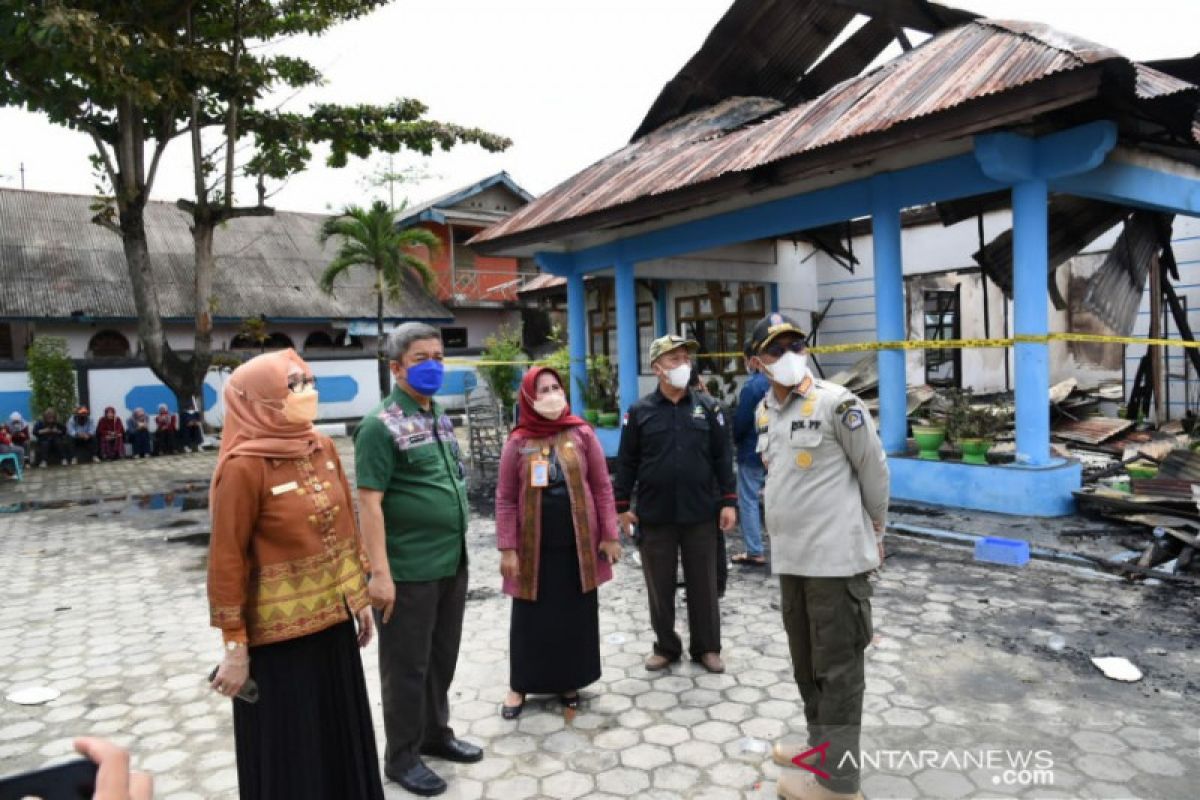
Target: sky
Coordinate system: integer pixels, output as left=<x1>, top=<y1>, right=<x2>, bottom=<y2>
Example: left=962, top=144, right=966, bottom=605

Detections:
left=1, top=0, right=1197, bottom=214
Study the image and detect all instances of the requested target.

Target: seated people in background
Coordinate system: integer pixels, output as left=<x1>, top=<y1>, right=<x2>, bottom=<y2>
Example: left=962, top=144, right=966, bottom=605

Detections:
left=32, top=408, right=70, bottom=467
left=127, top=407, right=152, bottom=458
left=9, top=412, right=30, bottom=452
left=153, top=404, right=176, bottom=455
left=67, top=406, right=97, bottom=464
left=0, top=423, right=25, bottom=475
left=179, top=402, right=204, bottom=452
left=97, top=406, right=125, bottom=461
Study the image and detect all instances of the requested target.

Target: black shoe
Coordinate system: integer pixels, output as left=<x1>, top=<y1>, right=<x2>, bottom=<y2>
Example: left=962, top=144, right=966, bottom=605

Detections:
left=419, top=737, right=483, bottom=764
left=384, top=759, right=446, bottom=797
left=501, top=694, right=525, bottom=719
left=559, top=692, right=580, bottom=709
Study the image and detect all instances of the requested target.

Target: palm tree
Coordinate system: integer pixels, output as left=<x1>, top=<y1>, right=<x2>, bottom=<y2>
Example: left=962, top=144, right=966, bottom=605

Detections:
left=319, top=200, right=440, bottom=397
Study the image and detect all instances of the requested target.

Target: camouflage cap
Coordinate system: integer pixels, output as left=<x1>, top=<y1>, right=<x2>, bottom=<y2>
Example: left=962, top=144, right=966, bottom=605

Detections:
left=648, top=334, right=699, bottom=364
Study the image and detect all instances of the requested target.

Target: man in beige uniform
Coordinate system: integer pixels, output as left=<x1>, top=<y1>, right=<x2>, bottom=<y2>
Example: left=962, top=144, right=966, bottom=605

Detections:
left=748, top=313, right=888, bottom=800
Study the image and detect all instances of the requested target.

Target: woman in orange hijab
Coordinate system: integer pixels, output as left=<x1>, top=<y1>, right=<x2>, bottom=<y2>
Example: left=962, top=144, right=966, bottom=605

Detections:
left=207, top=350, right=383, bottom=800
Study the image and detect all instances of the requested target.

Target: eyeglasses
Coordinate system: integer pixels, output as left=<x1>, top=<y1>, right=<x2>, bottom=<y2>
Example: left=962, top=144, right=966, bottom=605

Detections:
left=763, top=339, right=805, bottom=358
left=287, top=375, right=317, bottom=394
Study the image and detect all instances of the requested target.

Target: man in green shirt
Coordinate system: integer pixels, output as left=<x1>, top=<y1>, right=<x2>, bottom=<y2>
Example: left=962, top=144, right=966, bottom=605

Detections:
left=355, top=323, right=479, bottom=797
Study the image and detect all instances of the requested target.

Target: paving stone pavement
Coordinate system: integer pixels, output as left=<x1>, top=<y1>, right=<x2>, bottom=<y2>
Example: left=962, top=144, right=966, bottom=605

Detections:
left=1, top=440, right=1198, bottom=799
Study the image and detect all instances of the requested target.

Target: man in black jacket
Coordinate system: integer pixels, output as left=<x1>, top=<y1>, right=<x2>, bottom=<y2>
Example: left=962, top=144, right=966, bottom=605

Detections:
left=615, top=334, right=737, bottom=674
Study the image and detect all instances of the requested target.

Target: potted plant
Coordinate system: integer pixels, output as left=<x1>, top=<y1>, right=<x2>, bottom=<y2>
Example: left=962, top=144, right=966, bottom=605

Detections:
left=911, top=419, right=946, bottom=461
left=578, top=354, right=611, bottom=425
left=593, top=355, right=621, bottom=427
left=945, top=388, right=1007, bottom=465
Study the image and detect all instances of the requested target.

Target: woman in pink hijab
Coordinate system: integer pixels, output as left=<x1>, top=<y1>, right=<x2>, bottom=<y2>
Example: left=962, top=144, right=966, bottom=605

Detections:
left=207, top=350, right=383, bottom=800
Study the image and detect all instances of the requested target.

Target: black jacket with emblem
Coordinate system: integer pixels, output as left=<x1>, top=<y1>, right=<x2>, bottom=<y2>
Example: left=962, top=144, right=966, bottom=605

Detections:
left=614, top=387, right=737, bottom=526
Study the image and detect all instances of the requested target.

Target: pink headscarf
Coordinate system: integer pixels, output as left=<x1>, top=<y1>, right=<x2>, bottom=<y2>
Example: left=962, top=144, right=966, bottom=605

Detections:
left=210, top=349, right=321, bottom=496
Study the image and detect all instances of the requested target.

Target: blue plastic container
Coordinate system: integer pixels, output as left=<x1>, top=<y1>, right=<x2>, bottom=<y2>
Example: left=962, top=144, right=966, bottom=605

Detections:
left=974, top=536, right=1031, bottom=567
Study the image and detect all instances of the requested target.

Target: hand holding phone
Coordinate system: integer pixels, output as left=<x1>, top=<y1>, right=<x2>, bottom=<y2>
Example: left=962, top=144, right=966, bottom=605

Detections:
left=208, top=666, right=259, bottom=703
left=0, top=758, right=96, bottom=799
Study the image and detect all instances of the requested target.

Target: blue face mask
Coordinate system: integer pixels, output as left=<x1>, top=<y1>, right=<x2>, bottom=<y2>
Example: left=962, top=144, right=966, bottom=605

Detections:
left=405, top=359, right=444, bottom=396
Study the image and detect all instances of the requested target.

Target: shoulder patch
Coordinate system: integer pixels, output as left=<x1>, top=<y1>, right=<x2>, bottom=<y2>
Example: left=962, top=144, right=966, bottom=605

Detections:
left=842, top=407, right=865, bottom=431
left=835, top=399, right=855, bottom=415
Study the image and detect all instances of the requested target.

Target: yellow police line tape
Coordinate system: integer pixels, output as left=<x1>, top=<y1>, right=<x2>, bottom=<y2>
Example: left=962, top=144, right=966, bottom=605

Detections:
left=440, top=332, right=1197, bottom=367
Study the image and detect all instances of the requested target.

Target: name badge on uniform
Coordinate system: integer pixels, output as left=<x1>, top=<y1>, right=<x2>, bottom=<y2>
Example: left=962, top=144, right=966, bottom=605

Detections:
left=271, top=480, right=299, bottom=495
left=530, top=459, right=550, bottom=488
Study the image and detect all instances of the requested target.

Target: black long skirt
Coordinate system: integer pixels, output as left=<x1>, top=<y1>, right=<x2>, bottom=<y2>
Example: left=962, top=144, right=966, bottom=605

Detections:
left=232, top=619, right=384, bottom=800
left=509, top=485, right=602, bottom=694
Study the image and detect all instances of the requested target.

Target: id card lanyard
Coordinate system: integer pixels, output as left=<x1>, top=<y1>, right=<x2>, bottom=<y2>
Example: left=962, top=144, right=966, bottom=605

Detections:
left=530, top=444, right=552, bottom=488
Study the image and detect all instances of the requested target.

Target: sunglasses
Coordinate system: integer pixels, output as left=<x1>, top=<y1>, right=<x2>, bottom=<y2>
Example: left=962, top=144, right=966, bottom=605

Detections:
left=762, top=339, right=805, bottom=358
left=287, top=375, right=317, bottom=394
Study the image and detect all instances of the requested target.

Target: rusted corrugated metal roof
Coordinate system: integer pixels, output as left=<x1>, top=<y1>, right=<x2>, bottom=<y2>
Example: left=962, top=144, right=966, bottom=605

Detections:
left=1080, top=211, right=1165, bottom=336
left=0, top=189, right=452, bottom=321
left=632, top=0, right=979, bottom=141
left=475, top=19, right=1198, bottom=253
left=1155, top=449, right=1200, bottom=482
left=1052, top=416, right=1134, bottom=445
left=973, top=196, right=1128, bottom=301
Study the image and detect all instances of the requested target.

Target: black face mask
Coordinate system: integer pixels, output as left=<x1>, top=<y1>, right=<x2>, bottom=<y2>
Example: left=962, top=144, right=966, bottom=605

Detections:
left=75, top=415, right=87, bottom=423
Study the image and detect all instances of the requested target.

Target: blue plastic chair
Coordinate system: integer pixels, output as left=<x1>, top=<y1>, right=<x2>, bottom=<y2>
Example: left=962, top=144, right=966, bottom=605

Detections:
left=0, top=452, right=23, bottom=482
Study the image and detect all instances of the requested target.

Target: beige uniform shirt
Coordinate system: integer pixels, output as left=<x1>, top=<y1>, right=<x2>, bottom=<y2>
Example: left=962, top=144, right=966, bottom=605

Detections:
left=756, top=377, right=889, bottom=577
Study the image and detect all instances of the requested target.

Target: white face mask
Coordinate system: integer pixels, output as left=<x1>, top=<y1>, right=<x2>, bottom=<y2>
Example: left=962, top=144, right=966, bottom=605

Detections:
left=660, top=363, right=691, bottom=390
left=532, top=392, right=567, bottom=420
left=763, top=351, right=809, bottom=388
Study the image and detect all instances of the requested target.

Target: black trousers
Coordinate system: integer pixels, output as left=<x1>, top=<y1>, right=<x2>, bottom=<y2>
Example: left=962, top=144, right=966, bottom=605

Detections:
left=35, top=437, right=70, bottom=466
left=780, top=573, right=873, bottom=795
left=639, top=521, right=721, bottom=659
left=375, top=560, right=468, bottom=773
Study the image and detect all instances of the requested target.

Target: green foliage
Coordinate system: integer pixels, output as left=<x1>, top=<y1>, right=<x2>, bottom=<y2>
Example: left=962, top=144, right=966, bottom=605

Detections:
left=537, top=323, right=571, bottom=376
left=479, top=324, right=528, bottom=417
left=235, top=316, right=269, bottom=350
left=0, top=2, right=511, bottom=193
left=944, top=388, right=1009, bottom=441
left=0, top=0, right=511, bottom=403
left=26, top=337, right=77, bottom=420
left=318, top=200, right=439, bottom=300
left=586, top=354, right=619, bottom=413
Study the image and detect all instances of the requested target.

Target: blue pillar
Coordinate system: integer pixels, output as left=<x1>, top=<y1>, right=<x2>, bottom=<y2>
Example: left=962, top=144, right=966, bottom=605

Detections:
left=769, top=283, right=780, bottom=313
left=870, top=176, right=907, bottom=455
left=614, top=260, right=641, bottom=413
left=654, top=280, right=669, bottom=337
left=566, top=270, right=588, bottom=413
left=1012, top=180, right=1051, bottom=465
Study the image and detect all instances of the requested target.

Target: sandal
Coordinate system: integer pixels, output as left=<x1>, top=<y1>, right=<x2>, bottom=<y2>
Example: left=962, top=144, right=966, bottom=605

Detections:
left=559, top=692, right=580, bottom=709
left=501, top=692, right=525, bottom=719
left=732, top=553, right=766, bottom=566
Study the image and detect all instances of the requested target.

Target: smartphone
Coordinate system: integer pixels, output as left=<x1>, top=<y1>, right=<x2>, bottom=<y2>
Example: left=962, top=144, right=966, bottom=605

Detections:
left=207, top=666, right=260, bottom=704
left=0, top=758, right=97, bottom=800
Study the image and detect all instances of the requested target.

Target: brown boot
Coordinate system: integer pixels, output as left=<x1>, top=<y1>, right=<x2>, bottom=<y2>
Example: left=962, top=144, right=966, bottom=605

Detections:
left=772, top=740, right=809, bottom=768
left=776, top=770, right=864, bottom=800
left=644, top=653, right=673, bottom=671
left=698, top=652, right=725, bottom=673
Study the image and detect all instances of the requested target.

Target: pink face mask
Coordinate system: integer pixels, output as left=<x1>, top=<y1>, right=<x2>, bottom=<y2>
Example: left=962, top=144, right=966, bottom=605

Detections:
left=532, top=392, right=567, bottom=420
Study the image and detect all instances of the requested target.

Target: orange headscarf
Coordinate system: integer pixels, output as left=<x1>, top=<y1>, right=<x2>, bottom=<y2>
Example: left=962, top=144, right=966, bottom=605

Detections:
left=210, top=349, right=322, bottom=495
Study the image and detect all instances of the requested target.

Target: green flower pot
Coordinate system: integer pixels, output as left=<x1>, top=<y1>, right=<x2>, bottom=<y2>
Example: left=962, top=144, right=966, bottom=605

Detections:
left=583, top=409, right=600, bottom=424
left=912, top=425, right=945, bottom=461
left=959, top=437, right=991, bottom=465
left=598, top=411, right=620, bottom=428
